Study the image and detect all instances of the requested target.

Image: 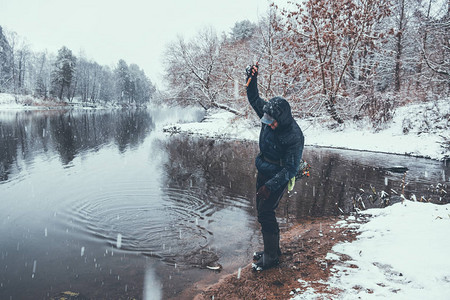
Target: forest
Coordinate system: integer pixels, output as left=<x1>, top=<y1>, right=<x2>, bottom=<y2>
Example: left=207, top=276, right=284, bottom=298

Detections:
left=0, top=27, right=156, bottom=106
left=162, top=0, right=449, bottom=126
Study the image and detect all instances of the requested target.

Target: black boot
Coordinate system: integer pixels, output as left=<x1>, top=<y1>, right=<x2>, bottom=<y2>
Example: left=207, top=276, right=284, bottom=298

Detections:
left=252, top=231, right=280, bottom=271
left=253, top=232, right=281, bottom=261
left=252, top=250, right=265, bottom=261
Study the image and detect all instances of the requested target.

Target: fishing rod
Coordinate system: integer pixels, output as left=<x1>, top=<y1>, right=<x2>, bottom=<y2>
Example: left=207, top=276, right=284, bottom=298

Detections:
left=245, top=55, right=262, bottom=87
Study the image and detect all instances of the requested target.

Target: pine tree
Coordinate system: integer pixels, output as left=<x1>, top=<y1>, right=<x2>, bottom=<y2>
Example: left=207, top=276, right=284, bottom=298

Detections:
left=230, top=20, right=256, bottom=41
left=115, top=59, right=131, bottom=103
left=51, top=46, right=76, bottom=100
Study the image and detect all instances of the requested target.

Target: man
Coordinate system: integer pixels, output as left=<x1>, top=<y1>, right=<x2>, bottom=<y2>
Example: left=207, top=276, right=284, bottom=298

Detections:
left=246, top=64, right=304, bottom=271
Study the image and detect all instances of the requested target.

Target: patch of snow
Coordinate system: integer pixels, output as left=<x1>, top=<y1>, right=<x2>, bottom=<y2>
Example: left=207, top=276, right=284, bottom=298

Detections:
left=301, top=201, right=450, bottom=299
left=0, top=93, right=29, bottom=109
left=165, top=109, right=260, bottom=141
left=299, top=99, right=449, bottom=160
left=0, top=93, right=130, bottom=110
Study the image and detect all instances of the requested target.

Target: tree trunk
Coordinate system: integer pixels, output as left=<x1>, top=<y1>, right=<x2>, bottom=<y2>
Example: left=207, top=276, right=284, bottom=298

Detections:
left=210, top=101, right=244, bottom=116
left=394, top=0, right=405, bottom=93
left=59, top=84, right=64, bottom=101
left=18, top=57, right=23, bottom=90
left=325, top=94, right=344, bottom=124
left=70, top=79, right=77, bottom=102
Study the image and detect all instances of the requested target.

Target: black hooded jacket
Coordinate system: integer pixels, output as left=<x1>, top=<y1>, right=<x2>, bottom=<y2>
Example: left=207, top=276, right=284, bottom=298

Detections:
left=247, top=76, right=304, bottom=192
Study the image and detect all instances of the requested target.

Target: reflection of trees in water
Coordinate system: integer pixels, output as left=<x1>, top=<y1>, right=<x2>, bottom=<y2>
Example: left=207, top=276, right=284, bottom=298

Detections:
left=114, top=110, right=152, bottom=152
left=289, top=150, right=393, bottom=218
left=161, top=138, right=448, bottom=221
left=160, top=137, right=353, bottom=220
left=157, top=136, right=262, bottom=267
left=158, top=135, right=421, bottom=270
left=0, top=110, right=154, bottom=180
left=289, top=149, right=448, bottom=219
left=0, top=110, right=57, bottom=181
left=160, top=136, right=258, bottom=210
left=292, top=151, right=368, bottom=217
left=161, top=136, right=449, bottom=222
left=160, top=137, right=393, bottom=222
left=0, top=122, right=17, bottom=181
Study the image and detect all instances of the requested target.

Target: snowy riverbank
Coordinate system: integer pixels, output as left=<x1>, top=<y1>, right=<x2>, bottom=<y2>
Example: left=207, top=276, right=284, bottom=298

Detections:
left=0, top=93, right=142, bottom=110
left=294, top=201, right=450, bottom=299
left=164, top=99, right=449, bottom=161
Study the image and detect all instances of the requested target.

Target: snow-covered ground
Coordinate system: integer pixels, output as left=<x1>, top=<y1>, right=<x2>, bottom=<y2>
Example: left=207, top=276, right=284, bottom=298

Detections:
left=0, top=93, right=39, bottom=109
left=292, top=202, right=450, bottom=299
left=299, top=99, right=449, bottom=161
left=0, top=92, right=126, bottom=110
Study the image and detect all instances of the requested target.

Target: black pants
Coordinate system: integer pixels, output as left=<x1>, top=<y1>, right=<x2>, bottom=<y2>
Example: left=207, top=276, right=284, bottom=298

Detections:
left=256, top=172, right=288, bottom=234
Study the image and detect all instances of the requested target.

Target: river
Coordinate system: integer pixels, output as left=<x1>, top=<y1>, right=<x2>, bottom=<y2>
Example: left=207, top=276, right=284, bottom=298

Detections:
left=0, top=108, right=448, bottom=299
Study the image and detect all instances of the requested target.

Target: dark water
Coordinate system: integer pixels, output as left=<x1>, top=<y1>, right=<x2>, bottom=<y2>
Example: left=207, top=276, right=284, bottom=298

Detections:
left=0, top=109, right=448, bottom=299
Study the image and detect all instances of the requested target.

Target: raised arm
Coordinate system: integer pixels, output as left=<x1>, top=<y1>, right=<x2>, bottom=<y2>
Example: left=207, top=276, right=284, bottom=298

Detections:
left=245, top=65, right=265, bottom=118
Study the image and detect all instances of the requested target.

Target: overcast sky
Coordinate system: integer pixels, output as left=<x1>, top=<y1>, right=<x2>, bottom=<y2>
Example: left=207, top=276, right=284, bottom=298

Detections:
left=0, top=0, right=270, bottom=87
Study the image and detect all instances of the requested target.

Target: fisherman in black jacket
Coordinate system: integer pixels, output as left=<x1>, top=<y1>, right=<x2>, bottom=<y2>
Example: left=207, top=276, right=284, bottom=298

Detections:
left=246, top=64, right=304, bottom=271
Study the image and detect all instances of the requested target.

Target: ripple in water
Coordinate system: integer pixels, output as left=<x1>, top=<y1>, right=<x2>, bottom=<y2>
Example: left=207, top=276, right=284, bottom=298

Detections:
left=60, top=181, right=223, bottom=268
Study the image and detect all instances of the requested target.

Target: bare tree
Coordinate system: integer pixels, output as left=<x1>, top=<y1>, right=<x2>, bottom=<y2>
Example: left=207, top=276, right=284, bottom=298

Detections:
left=421, top=0, right=449, bottom=93
left=0, top=26, right=13, bottom=92
left=34, top=51, right=53, bottom=98
left=4, top=30, right=31, bottom=97
left=276, top=0, right=392, bottom=124
left=394, top=0, right=406, bottom=92
left=164, top=27, right=242, bottom=114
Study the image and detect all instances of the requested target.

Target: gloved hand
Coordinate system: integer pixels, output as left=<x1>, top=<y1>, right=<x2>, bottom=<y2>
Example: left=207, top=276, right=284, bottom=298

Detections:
left=246, top=64, right=258, bottom=79
left=245, top=64, right=258, bottom=87
left=256, top=185, right=270, bottom=202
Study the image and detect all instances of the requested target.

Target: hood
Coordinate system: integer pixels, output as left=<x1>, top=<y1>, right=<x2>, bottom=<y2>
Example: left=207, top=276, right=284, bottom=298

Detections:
left=263, top=96, right=294, bottom=128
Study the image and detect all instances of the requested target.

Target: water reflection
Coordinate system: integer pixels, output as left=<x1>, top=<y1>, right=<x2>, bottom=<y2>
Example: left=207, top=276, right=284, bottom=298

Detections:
left=289, top=147, right=449, bottom=219
left=157, top=137, right=260, bottom=268
left=0, top=110, right=154, bottom=180
left=158, top=136, right=449, bottom=223
left=0, top=108, right=207, bottom=299
left=161, top=137, right=256, bottom=207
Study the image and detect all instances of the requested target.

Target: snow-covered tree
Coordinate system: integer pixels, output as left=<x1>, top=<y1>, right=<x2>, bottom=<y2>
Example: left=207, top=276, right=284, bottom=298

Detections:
left=275, top=0, right=392, bottom=123
left=33, top=51, right=53, bottom=98
left=251, top=9, right=302, bottom=103
left=420, top=0, right=449, bottom=95
left=230, top=20, right=257, bottom=41
left=97, top=65, right=115, bottom=103
left=369, top=0, right=450, bottom=100
left=0, top=26, right=13, bottom=92
left=114, top=59, right=155, bottom=105
left=129, top=63, right=155, bottom=105
left=73, top=54, right=106, bottom=103
left=51, top=46, right=76, bottom=100
left=164, top=27, right=241, bottom=112
left=115, top=59, right=131, bottom=103
left=3, top=29, right=32, bottom=96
